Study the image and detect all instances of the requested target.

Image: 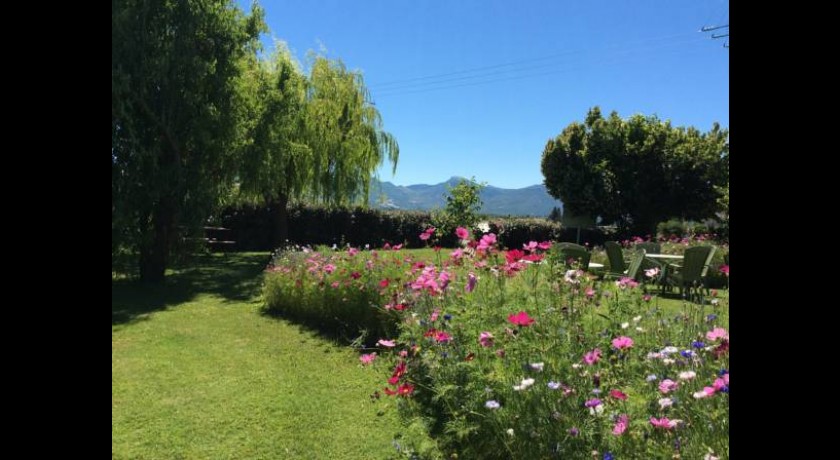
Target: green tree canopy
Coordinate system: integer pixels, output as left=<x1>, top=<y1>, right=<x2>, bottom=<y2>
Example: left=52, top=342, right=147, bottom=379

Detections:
left=112, top=0, right=265, bottom=281
left=540, top=107, right=728, bottom=235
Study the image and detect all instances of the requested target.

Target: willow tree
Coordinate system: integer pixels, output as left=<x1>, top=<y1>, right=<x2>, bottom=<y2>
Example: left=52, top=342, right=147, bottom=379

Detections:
left=305, top=57, right=400, bottom=207
left=112, top=0, right=265, bottom=281
left=541, top=107, right=728, bottom=235
left=238, top=45, right=312, bottom=246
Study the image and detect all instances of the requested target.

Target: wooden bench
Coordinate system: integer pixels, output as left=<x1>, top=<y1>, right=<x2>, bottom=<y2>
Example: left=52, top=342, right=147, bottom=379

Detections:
left=203, top=227, right=236, bottom=254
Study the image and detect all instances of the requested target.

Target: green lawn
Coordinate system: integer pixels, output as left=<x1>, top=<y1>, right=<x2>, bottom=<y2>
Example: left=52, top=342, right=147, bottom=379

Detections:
left=112, top=253, right=404, bottom=459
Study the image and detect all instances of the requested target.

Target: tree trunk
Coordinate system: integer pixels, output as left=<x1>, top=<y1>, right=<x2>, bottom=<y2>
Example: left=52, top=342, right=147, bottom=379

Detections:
left=139, top=199, right=175, bottom=283
left=271, top=193, right=289, bottom=249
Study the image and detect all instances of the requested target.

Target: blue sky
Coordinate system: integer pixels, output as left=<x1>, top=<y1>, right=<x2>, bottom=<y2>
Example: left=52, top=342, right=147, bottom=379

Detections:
left=241, top=0, right=729, bottom=189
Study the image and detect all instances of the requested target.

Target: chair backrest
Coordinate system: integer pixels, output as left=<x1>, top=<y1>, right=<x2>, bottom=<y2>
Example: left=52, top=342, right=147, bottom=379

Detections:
left=625, top=249, right=647, bottom=281
left=636, top=242, right=661, bottom=254
left=604, top=241, right=626, bottom=273
left=681, top=246, right=715, bottom=282
left=558, top=247, right=591, bottom=270
left=700, top=246, right=717, bottom=277
left=556, top=242, right=587, bottom=252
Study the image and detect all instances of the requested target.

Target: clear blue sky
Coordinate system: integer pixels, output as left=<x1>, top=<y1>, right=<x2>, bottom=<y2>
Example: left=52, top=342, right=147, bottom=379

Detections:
left=240, top=0, right=729, bottom=189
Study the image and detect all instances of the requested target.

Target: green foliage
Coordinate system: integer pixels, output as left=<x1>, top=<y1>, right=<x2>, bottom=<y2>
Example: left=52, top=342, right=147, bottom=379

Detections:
left=432, top=178, right=485, bottom=240
left=486, top=217, right=563, bottom=248
left=112, top=0, right=266, bottom=281
left=541, top=107, right=729, bottom=235
left=305, top=56, right=400, bottom=206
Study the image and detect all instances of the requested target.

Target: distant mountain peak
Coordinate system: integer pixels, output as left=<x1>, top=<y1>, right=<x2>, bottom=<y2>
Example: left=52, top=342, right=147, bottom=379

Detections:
left=369, top=178, right=563, bottom=217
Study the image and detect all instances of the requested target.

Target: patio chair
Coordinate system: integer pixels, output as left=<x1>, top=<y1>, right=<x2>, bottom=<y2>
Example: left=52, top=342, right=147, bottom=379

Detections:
left=664, top=245, right=716, bottom=302
left=625, top=248, right=647, bottom=281
left=557, top=246, right=592, bottom=271
left=603, top=241, right=628, bottom=280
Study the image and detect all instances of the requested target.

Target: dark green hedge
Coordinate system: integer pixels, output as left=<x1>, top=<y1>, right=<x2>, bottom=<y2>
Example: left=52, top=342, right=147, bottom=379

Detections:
left=219, top=204, right=614, bottom=250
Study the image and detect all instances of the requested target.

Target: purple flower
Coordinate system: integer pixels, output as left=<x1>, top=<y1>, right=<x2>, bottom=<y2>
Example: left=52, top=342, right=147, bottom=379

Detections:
left=568, top=427, right=580, bottom=437
left=584, top=398, right=602, bottom=408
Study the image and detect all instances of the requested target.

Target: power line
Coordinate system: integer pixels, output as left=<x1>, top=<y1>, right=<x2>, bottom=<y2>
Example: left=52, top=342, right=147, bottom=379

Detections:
left=368, top=32, right=700, bottom=90
left=373, top=37, right=708, bottom=98
left=371, top=34, right=706, bottom=97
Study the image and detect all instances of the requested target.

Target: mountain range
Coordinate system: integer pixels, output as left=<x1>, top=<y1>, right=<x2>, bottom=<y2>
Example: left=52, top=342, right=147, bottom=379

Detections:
left=368, top=177, right=563, bottom=217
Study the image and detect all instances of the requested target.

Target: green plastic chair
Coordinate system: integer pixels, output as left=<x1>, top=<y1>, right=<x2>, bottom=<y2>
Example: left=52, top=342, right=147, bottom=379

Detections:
left=603, top=241, right=627, bottom=279
left=665, top=245, right=716, bottom=302
left=625, top=249, right=647, bottom=281
left=557, top=246, right=591, bottom=271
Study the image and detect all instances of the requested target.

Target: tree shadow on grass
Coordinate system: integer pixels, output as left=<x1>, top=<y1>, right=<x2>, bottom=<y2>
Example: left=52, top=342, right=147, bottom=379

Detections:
left=112, top=252, right=272, bottom=327
left=258, top=306, right=392, bottom=352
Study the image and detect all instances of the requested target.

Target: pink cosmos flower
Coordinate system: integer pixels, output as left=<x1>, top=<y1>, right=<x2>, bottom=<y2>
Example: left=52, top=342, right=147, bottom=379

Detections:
left=612, top=414, right=629, bottom=436
left=523, top=241, right=538, bottom=252
left=644, top=267, right=660, bottom=278
left=585, top=287, right=596, bottom=298
left=477, top=233, right=497, bottom=251
left=658, top=379, right=679, bottom=394
left=649, top=417, right=677, bottom=430
left=616, top=277, right=639, bottom=289
left=713, top=378, right=727, bottom=392
left=347, top=247, right=359, bottom=256
left=455, top=227, right=470, bottom=240
left=719, top=265, right=729, bottom=276
left=693, top=386, right=716, bottom=399
left=611, top=336, right=634, bottom=350
left=609, top=389, right=628, bottom=400
left=723, top=373, right=729, bottom=385
left=450, top=248, right=464, bottom=260
left=435, top=331, right=453, bottom=343
left=359, top=353, right=377, bottom=365
left=538, top=241, right=552, bottom=250
left=478, top=331, right=494, bottom=347
left=379, top=279, right=390, bottom=288
left=324, top=264, right=336, bottom=274
left=706, top=327, right=729, bottom=341
left=583, top=348, right=602, bottom=365
left=430, top=309, right=440, bottom=322
left=377, top=339, right=396, bottom=348
left=507, top=311, right=535, bottom=327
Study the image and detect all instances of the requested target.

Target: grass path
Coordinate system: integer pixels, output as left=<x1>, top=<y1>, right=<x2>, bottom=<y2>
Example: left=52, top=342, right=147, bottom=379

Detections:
left=112, top=253, right=402, bottom=459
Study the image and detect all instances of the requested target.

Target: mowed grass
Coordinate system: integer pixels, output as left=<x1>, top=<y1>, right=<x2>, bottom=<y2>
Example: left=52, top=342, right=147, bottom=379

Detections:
left=112, top=253, right=404, bottom=459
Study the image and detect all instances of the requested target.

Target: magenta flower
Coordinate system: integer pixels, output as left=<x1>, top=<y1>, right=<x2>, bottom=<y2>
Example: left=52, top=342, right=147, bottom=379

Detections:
left=478, top=331, right=494, bottom=347
left=582, top=348, right=602, bottom=365
left=658, top=379, right=679, bottom=394
left=359, top=353, right=377, bottom=365
left=450, top=248, right=464, bottom=260
left=611, top=336, right=634, bottom=350
left=609, top=389, right=628, bottom=401
left=324, top=264, right=336, bottom=274
left=430, top=309, right=440, bottom=322
left=612, top=414, right=629, bottom=435
left=706, top=327, right=729, bottom=341
left=538, top=241, right=552, bottom=250
left=693, top=386, right=716, bottom=399
left=435, top=331, right=453, bottom=343
left=507, top=311, right=535, bottom=327
left=719, top=264, right=729, bottom=276
left=649, top=417, right=676, bottom=430
left=455, top=226, right=470, bottom=240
